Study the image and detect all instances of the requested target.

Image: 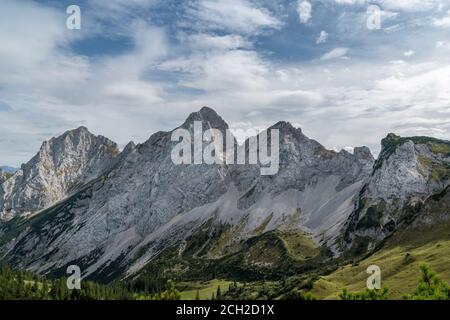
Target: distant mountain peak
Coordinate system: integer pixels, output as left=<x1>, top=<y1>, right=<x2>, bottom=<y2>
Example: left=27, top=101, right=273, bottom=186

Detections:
left=199, top=106, right=217, bottom=115
left=354, top=146, right=374, bottom=162
left=74, top=125, right=89, bottom=132
left=2, top=107, right=448, bottom=283
left=0, top=166, right=18, bottom=174
left=269, top=121, right=304, bottom=136
left=181, top=106, right=229, bottom=131
left=0, top=127, right=119, bottom=221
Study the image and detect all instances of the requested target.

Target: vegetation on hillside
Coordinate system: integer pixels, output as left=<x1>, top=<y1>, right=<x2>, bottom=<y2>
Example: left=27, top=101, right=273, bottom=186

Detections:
left=339, top=288, right=389, bottom=300
left=0, top=264, right=182, bottom=300
left=403, top=264, right=450, bottom=300
left=337, top=264, right=449, bottom=300
left=1, top=262, right=449, bottom=300
left=0, top=264, right=133, bottom=300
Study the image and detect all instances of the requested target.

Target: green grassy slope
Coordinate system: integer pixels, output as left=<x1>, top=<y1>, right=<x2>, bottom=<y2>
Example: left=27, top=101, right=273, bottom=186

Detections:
left=178, top=279, right=234, bottom=300
left=310, top=219, right=450, bottom=299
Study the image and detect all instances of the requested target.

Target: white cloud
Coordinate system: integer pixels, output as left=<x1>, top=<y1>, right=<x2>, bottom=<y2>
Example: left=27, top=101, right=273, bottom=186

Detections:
left=90, top=0, right=157, bottom=10
left=320, top=47, right=349, bottom=60
left=1, top=0, right=450, bottom=167
left=184, top=34, right=251, bottom=51
left=316, top=30, right=329, bottom=44
left=0, top=0, right=171, bottom=164
left=297, top=1, right=312, bottom=24
left=332, top=0, right=366, bottom=5
left=0, top=1, right=69, bottom=71
left=183, top=0, right=281, bottom=35
left=435, top=40, right=450, bottom=49
left=434, top=11, right=450, bottom=27
left=404, top=50, right=415, bottom=57
left=332, top=0, right=443, bottom=12
left=380, top=0, right=443, bottom=12
left=343, top=146, right=355, bottom=153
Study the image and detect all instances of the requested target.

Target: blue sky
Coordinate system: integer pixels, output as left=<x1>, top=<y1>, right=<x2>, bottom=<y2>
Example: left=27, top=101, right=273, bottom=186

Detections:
left=1, top=0, right=450, bottom=165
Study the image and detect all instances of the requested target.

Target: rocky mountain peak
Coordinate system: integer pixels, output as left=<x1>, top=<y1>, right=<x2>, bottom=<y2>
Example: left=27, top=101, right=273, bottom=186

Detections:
left=2, top=107, right=447, bottom=282
left=0, top=127, right=119, bottom=221
left=269, top=121, right=305, bottom=137
left=354, top=146, right=375, bottom=162
left=344, top=133, right=450, bottom=252
left=69, top=125, right=89, bottom=134
left=181, top=106, right=229, bottom=131
left=385, top=132, right=400, bottom=140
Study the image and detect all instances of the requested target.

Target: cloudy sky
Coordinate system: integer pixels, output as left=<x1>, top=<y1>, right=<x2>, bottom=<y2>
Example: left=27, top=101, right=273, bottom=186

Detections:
left=1, top=0, right=449, bottom=166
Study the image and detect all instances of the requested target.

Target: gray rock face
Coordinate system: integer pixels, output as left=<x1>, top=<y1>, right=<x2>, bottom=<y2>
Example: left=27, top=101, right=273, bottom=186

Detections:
left=2, top=108, right=448, bottom=280
left=343, top=134, right=450, bottom=250
left=0, top=127, right=119, bottom=221
left=0, top=107, right=376, bottom=278
left=227, top=121, right=374, bottom=247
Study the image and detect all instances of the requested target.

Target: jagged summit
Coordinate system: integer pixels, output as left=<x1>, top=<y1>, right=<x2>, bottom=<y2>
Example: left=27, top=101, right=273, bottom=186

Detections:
left=1, top=106, right=447, bottom=283
left=181, top=106, right=229, bottom=131
left=269, top=121, right=302, bottom=134
left=45, top=126, right=113, bottom=147
left=0, top=127, right=119, bottom=221
left=386, top=132, right=400, bottom=139
left=72, top=125, right=89, bottom=132
left=354, top=146, right=374, bottom=162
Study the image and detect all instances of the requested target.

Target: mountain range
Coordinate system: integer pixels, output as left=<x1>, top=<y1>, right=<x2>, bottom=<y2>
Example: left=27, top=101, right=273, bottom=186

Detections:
left=0, top=167, right=17, bottom=174
left=0, top=107, right=449, bottom=286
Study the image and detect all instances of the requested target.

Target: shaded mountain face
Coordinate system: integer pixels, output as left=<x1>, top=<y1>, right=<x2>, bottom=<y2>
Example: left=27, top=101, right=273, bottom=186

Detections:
left=0, top=127, right=119, bottom=221
left=0, top=107, right=375, bottom=280
left=343, top=134, right=450, bottom=253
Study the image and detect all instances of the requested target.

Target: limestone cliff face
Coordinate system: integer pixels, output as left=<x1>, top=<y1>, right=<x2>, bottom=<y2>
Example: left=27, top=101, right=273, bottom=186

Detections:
left=343, top=134, right=450, bottom=252
left=5, top=108, right=448, bottom=280
left=0, top=127, right=118, bottom=221
left=6, top=109, right=446, bottom=279
left=0, top=108, right=375, bottom=278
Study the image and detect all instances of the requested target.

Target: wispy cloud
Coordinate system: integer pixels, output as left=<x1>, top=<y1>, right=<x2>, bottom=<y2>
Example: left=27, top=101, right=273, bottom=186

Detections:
left=182, top=0, right=282, bottom=35
left=434, top=10, right=450, bottom=27
left=0, top=0, right=449, bottom=166
left=320, top=47, right=349, bottom=60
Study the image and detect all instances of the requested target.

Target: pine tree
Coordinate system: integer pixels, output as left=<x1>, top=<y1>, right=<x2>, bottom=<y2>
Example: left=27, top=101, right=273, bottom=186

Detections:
left=160, top=280, right=181, bottom=300
left=404, top=264, right=450, bottom=300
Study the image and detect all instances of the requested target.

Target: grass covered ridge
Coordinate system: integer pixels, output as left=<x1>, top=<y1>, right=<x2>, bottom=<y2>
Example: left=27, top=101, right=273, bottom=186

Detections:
left=310, top=220, right=450, bottom=299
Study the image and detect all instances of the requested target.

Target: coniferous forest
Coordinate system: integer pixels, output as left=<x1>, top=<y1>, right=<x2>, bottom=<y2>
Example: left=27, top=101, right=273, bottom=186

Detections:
left=1, top=263, right=449, bottom=300
left=0, top=264, right=180, bottom=300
